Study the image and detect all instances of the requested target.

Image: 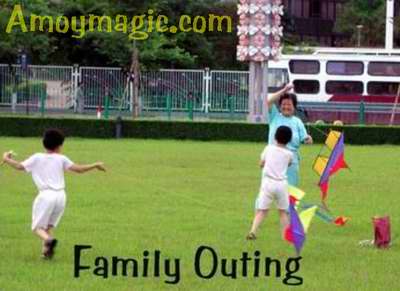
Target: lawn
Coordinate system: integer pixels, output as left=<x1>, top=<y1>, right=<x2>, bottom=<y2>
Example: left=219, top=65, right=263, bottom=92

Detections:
left=0, top=138, right=399, bottom=291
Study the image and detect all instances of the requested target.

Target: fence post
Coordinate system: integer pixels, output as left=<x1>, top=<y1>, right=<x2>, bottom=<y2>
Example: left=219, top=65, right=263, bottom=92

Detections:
left=25, top=79, right=29, bottom=116
left=11, top=66, right=17, bottom=113
left=204, top=67, right=211, bottom=114
left=166, top=95, right=172, bottom=121
left=359, top=99, right=365, bottom=125
left=228, top=94, right=234, bottom=120
left=11, top=92, right=17, bottom=113
left=72, top=64, right=79, bottom=113
left=187, top=92, right=194, bottom=121
left=40, top=93, right=46, bottom=117
left=104, top=94, right=110, bottom=120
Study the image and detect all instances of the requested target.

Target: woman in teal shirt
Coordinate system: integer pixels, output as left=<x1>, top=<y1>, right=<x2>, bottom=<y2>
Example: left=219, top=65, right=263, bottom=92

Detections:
left=267, top=84, right=313, bottom=186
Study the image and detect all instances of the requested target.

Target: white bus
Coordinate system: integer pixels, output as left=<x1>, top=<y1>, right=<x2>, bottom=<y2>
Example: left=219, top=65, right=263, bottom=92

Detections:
left=269, top=48, right=400, bottom=104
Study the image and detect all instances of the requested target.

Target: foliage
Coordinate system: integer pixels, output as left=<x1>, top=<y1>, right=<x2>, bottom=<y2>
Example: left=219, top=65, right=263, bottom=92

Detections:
left=335, top=0, right=400, bottom=47
left=0, top=0, right=240, bottom=69
left=0, top=0, right=57, bottom=64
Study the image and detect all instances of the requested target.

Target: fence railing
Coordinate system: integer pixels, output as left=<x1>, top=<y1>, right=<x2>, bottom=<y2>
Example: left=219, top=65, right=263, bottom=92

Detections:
left=0, top=63, right=399, bottom=124
left=0, top=64, right=254, bottom=115
left=0, top=64, right=73, bottom=113
left=79, top=66, right=130, bottom=111
left=141, top=69, right=205, bottom=112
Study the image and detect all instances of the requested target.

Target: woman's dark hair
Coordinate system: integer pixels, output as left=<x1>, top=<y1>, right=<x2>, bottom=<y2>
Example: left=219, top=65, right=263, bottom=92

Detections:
left=275, top=126, right=292, bottom=145
left=43, top=129, right=65, bottom=150
left=279, top=93, right=298, bottom=109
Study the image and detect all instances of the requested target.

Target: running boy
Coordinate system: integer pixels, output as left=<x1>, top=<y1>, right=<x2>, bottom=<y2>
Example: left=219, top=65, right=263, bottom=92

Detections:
left=246, top=125, right=293, bottom=240
left=2, top=129, right=106, bottom=259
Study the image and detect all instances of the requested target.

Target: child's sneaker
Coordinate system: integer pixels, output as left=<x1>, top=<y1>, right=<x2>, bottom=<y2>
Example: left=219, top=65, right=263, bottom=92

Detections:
left=246, top=232, right=257, bottom=240
left=43, top=239, right=58, bottom=259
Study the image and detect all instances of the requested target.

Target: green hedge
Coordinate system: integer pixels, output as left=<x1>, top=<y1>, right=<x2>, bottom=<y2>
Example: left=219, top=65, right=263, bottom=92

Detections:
left=0, top=117, right=114, bottom=138
left=0, top=116, right=400, bottom=145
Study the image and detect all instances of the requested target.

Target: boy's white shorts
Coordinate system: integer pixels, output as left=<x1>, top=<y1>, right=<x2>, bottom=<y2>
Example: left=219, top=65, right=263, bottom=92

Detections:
left=255, top=177, right=289, bottom=210
left=32, top=190, right=66, bottom=231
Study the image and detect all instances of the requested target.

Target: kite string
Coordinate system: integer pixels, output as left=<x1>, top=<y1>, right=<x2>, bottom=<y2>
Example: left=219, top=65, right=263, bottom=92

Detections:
left=307, top=123, right=329, bottom=138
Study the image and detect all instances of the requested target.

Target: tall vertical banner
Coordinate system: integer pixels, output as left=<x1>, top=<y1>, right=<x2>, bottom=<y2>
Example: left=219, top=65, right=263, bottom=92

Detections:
left=237, top=0, right=284, bottom=122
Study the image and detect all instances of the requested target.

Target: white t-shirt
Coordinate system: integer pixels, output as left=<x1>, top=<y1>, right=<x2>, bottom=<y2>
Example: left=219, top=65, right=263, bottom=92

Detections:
left=21, top=153, right=74, bottom=191
left=260, top=145, right=293, bottom=181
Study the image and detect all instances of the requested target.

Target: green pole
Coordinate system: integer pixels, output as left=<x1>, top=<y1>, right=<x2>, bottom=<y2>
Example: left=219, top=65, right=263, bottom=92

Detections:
left=359, top=99, right=365, bottom=125
left=228, top=94, right=234, bottom=120
left=40, top=92, right=45, bottom=117
left=166, top=95, right=172, bottom=121
left=187, top=93, right=194, bottom=121
left=104, top=95, right=110, bottom=120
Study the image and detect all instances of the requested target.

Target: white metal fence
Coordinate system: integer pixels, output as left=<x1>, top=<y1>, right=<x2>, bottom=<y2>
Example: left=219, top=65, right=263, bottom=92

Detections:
left=0, top=64, right=12, bottom=105
left=0, top=64, right=255, bottom=114
left=0, top=64, right=73, bottom=112
left=141, top=69, right=205, bottom=111
left=79, top=66, right=130, bottom=111
left=210, top=70, right=249, bottom=112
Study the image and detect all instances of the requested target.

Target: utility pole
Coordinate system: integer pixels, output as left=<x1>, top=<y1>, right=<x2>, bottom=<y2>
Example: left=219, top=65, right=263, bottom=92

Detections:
left=130, top=40, right=140, bottom=119
left=385, top=0, right=394, bottom=51
left=356, top=25, right=363, bottom=47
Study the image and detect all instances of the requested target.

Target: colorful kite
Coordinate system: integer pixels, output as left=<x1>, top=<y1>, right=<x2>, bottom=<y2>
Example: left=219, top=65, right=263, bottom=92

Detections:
left=285, top=131, right=351, bottom=255
left=285, top=197, right=306, bottom=256
left=285, top=186, right=318, bottom=255
left=299, top=202, right=349, bottom=226
left=284, top=185, right=348, bottom=255
left=313, top=130, right=348, bottom=200
left=288, top=186, right=346, bottom=228
left=299, top=206, right=318, bottom=233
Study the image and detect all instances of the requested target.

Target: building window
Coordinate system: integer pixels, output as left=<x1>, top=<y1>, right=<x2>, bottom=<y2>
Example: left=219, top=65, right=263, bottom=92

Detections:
left=367, top=82, right=399, bottom=95
left=326, top=81, right=363, bottom=94
left=327, top=61, right=364, bottom=75
left=368, top=62, right=400, bottom=76
left=293, top=80, right=320, bottom=94
left=289, top=60, right=320, bottom=74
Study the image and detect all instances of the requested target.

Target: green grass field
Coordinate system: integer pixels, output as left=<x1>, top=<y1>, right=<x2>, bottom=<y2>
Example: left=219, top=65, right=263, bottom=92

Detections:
left=0, top=138, right=399, bottom=291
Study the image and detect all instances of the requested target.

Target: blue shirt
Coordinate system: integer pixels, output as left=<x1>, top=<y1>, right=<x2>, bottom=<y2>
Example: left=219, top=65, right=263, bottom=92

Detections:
left=268, top=104, right=307, bottom=159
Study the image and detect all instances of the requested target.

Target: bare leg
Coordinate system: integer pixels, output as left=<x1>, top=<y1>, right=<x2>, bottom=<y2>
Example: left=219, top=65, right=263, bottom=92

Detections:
left=45, top=225, right=54, bottom=237
left=35, top=226, right=57, bottom=258
left=41, top=225, right=54, bottom=252
left=34, top=228, right=52, bottom=241
left=249, top=209, right=268, bottom=235
left=279, top=209, right=289, bottom=240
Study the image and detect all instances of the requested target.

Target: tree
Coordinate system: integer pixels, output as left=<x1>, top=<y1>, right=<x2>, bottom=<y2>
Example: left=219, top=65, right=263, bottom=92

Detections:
left=135, top=31, right=196, bottom=69
left=335, top=0, right=399, bottom=47
left=0, top=0, right=57, bottom=64
left=0, top=0, right=240, bottom=68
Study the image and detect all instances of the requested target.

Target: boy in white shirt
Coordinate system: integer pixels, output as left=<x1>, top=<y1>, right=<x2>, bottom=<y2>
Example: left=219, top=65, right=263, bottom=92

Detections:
left=2, top=129, right=105, bottom=259
left=246, top=126, right=293, bottom=240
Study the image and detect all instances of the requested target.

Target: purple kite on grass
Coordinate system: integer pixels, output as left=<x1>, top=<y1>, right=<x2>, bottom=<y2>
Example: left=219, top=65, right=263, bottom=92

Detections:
left=285, top=196, right=306, bottom=256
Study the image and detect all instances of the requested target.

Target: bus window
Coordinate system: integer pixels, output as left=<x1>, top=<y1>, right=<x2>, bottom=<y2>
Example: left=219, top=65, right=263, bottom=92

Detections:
left=289, top=60, right=320, bottom=74
left=268, top=68, right=289, bottom=92
left=367, top=82, right=399, bottom=95
left=326, top=81, right=363, bottom=94
left=327, top=61, right=364, bottom=75
left=368, top=62, right=400, bottom=76
left=293, top=80, right=320, bottom=94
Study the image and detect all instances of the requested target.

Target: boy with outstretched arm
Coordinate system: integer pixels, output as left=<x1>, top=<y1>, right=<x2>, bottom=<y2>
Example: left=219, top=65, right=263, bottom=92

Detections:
left=2, top=129, right=105, bottom=259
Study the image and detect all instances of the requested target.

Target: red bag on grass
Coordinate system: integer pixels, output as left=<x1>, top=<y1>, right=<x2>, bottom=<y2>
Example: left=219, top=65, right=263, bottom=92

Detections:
left=373, top=216, right=391, bottom=249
